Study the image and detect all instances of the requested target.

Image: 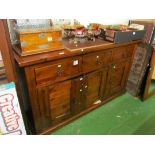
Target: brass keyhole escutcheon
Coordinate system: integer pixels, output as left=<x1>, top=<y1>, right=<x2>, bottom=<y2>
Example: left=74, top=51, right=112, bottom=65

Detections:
left=96, top=56, right=101, bottom=64
left=57, top=64, right=62, bottom=68
left=57, top=64, right=62, bottom=76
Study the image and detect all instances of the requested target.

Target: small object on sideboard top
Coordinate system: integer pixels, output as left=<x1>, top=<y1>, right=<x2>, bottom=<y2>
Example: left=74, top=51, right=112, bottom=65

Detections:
left=14, top=28, right=64, bottom=56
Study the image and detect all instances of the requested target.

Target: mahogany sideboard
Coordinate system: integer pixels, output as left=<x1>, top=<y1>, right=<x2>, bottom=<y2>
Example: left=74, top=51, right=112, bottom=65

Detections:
left=14, top=39, right=140, bottom=134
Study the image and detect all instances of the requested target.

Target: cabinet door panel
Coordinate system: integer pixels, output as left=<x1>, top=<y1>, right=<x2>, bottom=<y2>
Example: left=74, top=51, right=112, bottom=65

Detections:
left=108, top=60, right=130, bottom=95
left=100, top=68, right=109, bottom=99
left=71, top=76, right=86, bottom=115
left=37, top=80, right=71, bottom=129
left=49, top=80, right=71, bottom=122
left=85, top=71, right=103, bottom=108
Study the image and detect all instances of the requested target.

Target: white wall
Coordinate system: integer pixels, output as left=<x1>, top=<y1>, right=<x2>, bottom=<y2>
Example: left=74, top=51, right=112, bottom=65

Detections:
left=78, top=19, right=129, bottom=26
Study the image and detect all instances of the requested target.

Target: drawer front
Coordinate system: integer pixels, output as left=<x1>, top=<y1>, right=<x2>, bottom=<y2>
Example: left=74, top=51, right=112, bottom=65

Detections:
left=125, top=45, right=135, bottom=58
left=112, top=47, right=126, bottom=61
left=35, top=57, right=82, bottom=85
left=103, top=50, right=112, bottom=64
left=82, top=50, right=112, bottom=73
left=112, top=45, right=134, bottom=61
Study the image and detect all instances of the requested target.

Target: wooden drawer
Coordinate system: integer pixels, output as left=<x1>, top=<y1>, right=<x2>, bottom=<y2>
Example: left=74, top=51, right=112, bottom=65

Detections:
left=112, top=47, right=126, bottom=61
left=125, top=45, right=135, bottom=58
left=112, top=45, right=134, bottom=61
left=82, top=50, right=112, bottom=73
left=35, top=57, right=82, bottom=85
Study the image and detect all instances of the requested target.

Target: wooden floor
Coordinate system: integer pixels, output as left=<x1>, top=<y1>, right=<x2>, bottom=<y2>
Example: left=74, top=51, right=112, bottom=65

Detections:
left=50, top=93, right=155, bottom=135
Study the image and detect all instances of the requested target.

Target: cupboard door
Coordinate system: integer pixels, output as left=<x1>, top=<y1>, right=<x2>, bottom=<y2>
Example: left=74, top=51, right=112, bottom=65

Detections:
left=49, top=80, right=71, bottom=122
left=37, top=80, right=72, bottom=129
left=71, top=76, right=86, bottom=115
left=84, top=70, right=103, bottom=108
left=107, top=60, right=130, bottom=96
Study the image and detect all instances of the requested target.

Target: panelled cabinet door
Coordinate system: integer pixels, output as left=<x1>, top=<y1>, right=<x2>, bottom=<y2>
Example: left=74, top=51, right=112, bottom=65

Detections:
left=37, top=80, right=72, bottom=130
left=84, top=70, right=103, bottom=108
left=49, top=80, right=71, bottom=122
left=106, top=60, right=130, bottom=96
left=70, top=76, right=86, bottom=115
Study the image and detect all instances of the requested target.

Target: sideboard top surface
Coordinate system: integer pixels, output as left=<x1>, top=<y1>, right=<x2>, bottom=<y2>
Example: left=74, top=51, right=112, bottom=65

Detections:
left=13, top=39, right=141, bottom=67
